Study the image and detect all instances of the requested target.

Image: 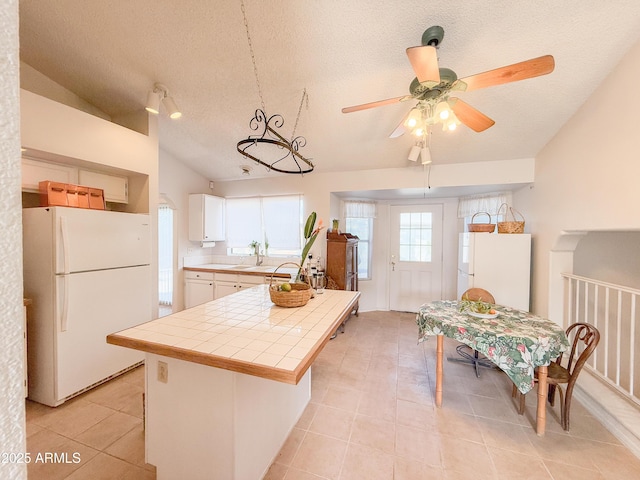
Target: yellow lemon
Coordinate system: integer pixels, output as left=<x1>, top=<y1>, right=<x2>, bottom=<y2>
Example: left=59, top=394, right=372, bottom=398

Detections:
left=280, top=283, right=292, bottom=292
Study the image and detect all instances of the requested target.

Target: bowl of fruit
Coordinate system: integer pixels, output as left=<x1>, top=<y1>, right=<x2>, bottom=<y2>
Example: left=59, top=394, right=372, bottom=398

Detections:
left=459, top=297, right=499, bottom=319
left=269, top=263, right=312, bottom=308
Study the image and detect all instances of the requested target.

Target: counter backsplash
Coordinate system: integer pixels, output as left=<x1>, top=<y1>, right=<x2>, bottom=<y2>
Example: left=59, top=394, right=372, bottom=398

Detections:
left=183, top=254, right=301, bottom=268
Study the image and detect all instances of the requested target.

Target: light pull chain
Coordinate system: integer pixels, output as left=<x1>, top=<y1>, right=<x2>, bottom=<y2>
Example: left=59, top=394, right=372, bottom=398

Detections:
left=291, top=89, right=308, bottom=141
left=240, top=0, right=266, bottom=113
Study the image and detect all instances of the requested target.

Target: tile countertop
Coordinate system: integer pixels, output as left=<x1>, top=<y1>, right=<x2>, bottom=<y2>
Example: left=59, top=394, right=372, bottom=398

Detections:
left=107, top=284, right=360, bottom=385
left=184, top=263, right=298, bottom=279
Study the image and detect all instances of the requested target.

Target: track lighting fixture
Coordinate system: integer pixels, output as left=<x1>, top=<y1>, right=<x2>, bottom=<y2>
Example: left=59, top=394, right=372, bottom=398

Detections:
left=145, top=83, right=182, bottom=119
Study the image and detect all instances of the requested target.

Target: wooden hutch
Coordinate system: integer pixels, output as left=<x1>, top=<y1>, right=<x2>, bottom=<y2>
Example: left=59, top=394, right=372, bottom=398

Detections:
left=326, top=231, right=359, bottom=318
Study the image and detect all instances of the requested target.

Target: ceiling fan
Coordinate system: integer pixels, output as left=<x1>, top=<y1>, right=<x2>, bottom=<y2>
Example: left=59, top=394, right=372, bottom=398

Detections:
left=342, top=26, right=555, bottom=137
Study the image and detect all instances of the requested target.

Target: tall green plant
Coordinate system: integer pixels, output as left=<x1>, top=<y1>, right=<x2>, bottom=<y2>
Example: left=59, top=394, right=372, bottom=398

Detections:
left=298, top=212, right=323, bottom=279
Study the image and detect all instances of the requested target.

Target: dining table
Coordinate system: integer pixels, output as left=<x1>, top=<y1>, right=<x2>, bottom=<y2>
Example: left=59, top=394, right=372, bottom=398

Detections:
left=416, top=300, right=570, bottom=435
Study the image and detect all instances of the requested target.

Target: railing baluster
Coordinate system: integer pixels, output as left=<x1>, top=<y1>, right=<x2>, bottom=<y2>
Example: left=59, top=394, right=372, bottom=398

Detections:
left=605, top=287, right=610, bottom=379
left=561, top=273, right=640, bottom=407
left=616, top=290, right=622, bottom=387
left=631, top=294, right=636, bottom=397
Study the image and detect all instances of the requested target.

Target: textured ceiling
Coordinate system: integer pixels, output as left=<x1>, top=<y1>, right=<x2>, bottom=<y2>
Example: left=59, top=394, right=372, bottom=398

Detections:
left=19, top=0, right=640, bottom=182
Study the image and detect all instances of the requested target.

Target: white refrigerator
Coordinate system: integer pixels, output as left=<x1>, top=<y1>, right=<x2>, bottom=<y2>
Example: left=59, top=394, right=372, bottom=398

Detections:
left=457, top=233, right=531, bottom=311
left=22, top=207, right=151, bottom=406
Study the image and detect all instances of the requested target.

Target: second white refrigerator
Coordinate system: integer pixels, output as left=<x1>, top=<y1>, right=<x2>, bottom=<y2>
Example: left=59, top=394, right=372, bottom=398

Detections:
left=457, top=233, right=531, bottom=311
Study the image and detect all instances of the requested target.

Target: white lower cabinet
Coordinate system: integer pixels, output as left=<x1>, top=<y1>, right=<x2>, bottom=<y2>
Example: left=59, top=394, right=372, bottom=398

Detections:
left=184, top=271, right=215, bottom=308
left=214, top=273, right=267, bottom=299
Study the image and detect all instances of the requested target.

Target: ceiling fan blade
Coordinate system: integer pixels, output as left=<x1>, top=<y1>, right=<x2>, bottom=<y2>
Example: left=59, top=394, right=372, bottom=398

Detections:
left=449, top=98, right=495, bottom=132
left=406, top=46, right=440, bottom=84
left=460, top=55, right=555, bottom=92
left=341, top=95, right=407, bottom=114
left=389, top=109, right=412, bottom=138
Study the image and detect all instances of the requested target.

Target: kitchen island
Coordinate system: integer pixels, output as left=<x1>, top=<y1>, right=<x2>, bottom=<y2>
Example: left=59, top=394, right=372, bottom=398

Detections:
left=107, top=284, right=360, bottom=480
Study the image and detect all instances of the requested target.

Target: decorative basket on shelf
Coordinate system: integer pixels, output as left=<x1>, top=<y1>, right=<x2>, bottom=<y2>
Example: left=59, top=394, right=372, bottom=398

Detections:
left=468, top=212, right=496, bottom=233
left=497, top=203, right=525, bottom=234
left=268, top=262, right=313, bottom=308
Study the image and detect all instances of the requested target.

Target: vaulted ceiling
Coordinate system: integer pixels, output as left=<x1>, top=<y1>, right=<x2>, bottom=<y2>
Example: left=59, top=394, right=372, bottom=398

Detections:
left=19, top=1, right=640, bottom=181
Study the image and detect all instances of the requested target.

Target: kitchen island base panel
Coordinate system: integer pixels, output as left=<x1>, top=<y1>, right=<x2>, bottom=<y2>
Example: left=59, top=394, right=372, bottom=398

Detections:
left=146, top=353, right=311, bottom=480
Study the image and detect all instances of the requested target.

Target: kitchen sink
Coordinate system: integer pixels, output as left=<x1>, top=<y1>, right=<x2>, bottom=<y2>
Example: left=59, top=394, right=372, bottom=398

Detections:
left=229, top=265, right=252, bottom=270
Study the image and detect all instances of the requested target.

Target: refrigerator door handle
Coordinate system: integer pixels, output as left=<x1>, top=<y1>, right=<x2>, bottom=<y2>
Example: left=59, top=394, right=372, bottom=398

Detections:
left=60, top=275, right=69, bottom=332
left=60, top=216, right=70, bottom=275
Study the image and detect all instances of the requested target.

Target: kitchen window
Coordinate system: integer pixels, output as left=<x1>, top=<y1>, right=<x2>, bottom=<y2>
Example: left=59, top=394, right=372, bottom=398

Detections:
left=226, top=195, right=302, bottom=256
left=344, top=200, right=376, bottom=280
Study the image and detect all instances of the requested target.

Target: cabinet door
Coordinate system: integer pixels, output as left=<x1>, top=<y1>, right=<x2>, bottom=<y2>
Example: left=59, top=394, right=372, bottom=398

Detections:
left=22, top=158, right=78, bottom=192
left=215, top=282, right=238, bottom=299
left=203, top=195, right=225, bottom=241
left=78, top=170, right=128, bottom=204
left=185, top=279, right=215, bottom=308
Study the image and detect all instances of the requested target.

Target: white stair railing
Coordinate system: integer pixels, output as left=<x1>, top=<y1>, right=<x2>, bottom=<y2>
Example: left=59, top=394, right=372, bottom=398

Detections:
left=562, top=273, right=640, bottom=407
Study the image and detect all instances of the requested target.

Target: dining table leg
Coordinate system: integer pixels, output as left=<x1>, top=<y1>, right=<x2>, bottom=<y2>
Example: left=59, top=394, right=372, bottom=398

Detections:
left=435, top=334, right=443, bottom=407
left=536, top=365, right=548, bottom=436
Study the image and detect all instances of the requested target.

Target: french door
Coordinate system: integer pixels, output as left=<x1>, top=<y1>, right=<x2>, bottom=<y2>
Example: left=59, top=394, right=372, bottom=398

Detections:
left=389, top=204, right=443, bottom=312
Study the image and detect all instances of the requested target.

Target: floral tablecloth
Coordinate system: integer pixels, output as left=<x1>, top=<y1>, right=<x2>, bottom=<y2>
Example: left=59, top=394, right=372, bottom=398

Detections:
left=417, top=300, right=570, bottom=394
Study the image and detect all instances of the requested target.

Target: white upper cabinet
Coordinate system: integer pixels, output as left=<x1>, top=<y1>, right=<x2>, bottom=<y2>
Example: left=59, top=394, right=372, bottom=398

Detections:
left=78, top=170, right=128, bottom=204
left=189, top=194, right=225, bottom=243
left=22, top=158, right=78, bottom=191
left=21, top=158, right=129, bottom=204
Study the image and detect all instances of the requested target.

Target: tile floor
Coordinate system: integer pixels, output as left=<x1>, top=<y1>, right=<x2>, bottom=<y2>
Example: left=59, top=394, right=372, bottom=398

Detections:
left=26, top=310, right=640, bottom=479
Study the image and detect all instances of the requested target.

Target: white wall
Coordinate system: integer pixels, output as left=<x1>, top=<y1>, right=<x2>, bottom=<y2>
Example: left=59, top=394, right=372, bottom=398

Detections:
left=1, top=2, right=27, bottom=479
left=513, top=37, right=640, bottom=455
left=515, top=37, right=640, bottom=318
left=159, top=149, right=214, bottom=311
left=214, top=160, right=533, bottom=311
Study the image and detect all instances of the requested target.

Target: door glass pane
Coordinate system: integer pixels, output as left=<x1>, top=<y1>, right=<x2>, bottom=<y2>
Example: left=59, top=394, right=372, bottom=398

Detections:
left=398, top=212, right=433, bottom=262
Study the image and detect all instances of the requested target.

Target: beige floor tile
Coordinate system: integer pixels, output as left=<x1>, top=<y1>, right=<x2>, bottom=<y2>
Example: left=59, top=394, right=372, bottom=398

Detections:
left=339, top=443, right=395, bottom=480
left=263, top=461, right=288, bottom=480
left=395, top=424, right=442, bottom=466
left=543, top=460, right=605, bottom=480
left=296, top=401, right=319, bottom=430
left=440, top=435, right=496, bottom=477
left=282, top=466, right=330, bottom=479
left=80, top=378, right=144, bottom=418
left=488, top=446, right=552, bottom=479
left=321, top=384, right=362, bottom=412
left=290, top=431, right=348, bottom=479
left=357, top=391, right=397, bottom=423
left=26, top=428, right=99, bottom=480
left=469, top=393, right=527, bottom=424
left=75, top=411, right=142, bottom=450
left=435, top=409, right=483, bottom=442
left=104, top=423, right=153, bottom=471
left=394, top=456, right=445, bottom=480
left=308, top=404, right=355, bottom=440
left=573, top=438, right=640, bottom=480
left=274, top=427, right=306, bottom=466
left=29, top=398, right=115, bottom=438
left=64, top=452, right=146, bottom=480
left=476, top=417, right=535, bottom=455
left=396, top=398, right=437, bottom=430
left=349, top=414, right=396, bottom=454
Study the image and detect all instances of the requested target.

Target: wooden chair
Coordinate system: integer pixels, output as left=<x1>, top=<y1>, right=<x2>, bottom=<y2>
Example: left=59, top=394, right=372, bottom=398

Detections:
left=512, top=322, right=600, bottom=431
left=448, top=288, right=496, bottom=377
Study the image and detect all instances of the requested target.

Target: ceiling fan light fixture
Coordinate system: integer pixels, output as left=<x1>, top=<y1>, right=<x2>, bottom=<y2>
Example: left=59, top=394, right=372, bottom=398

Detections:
left=435, top=100, right=450, bottom=121
left=420, top=146, right=432, bottom=165
left=408, top=144, right=421, bottom=161
left=404, top=108, right=422, bottom=129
